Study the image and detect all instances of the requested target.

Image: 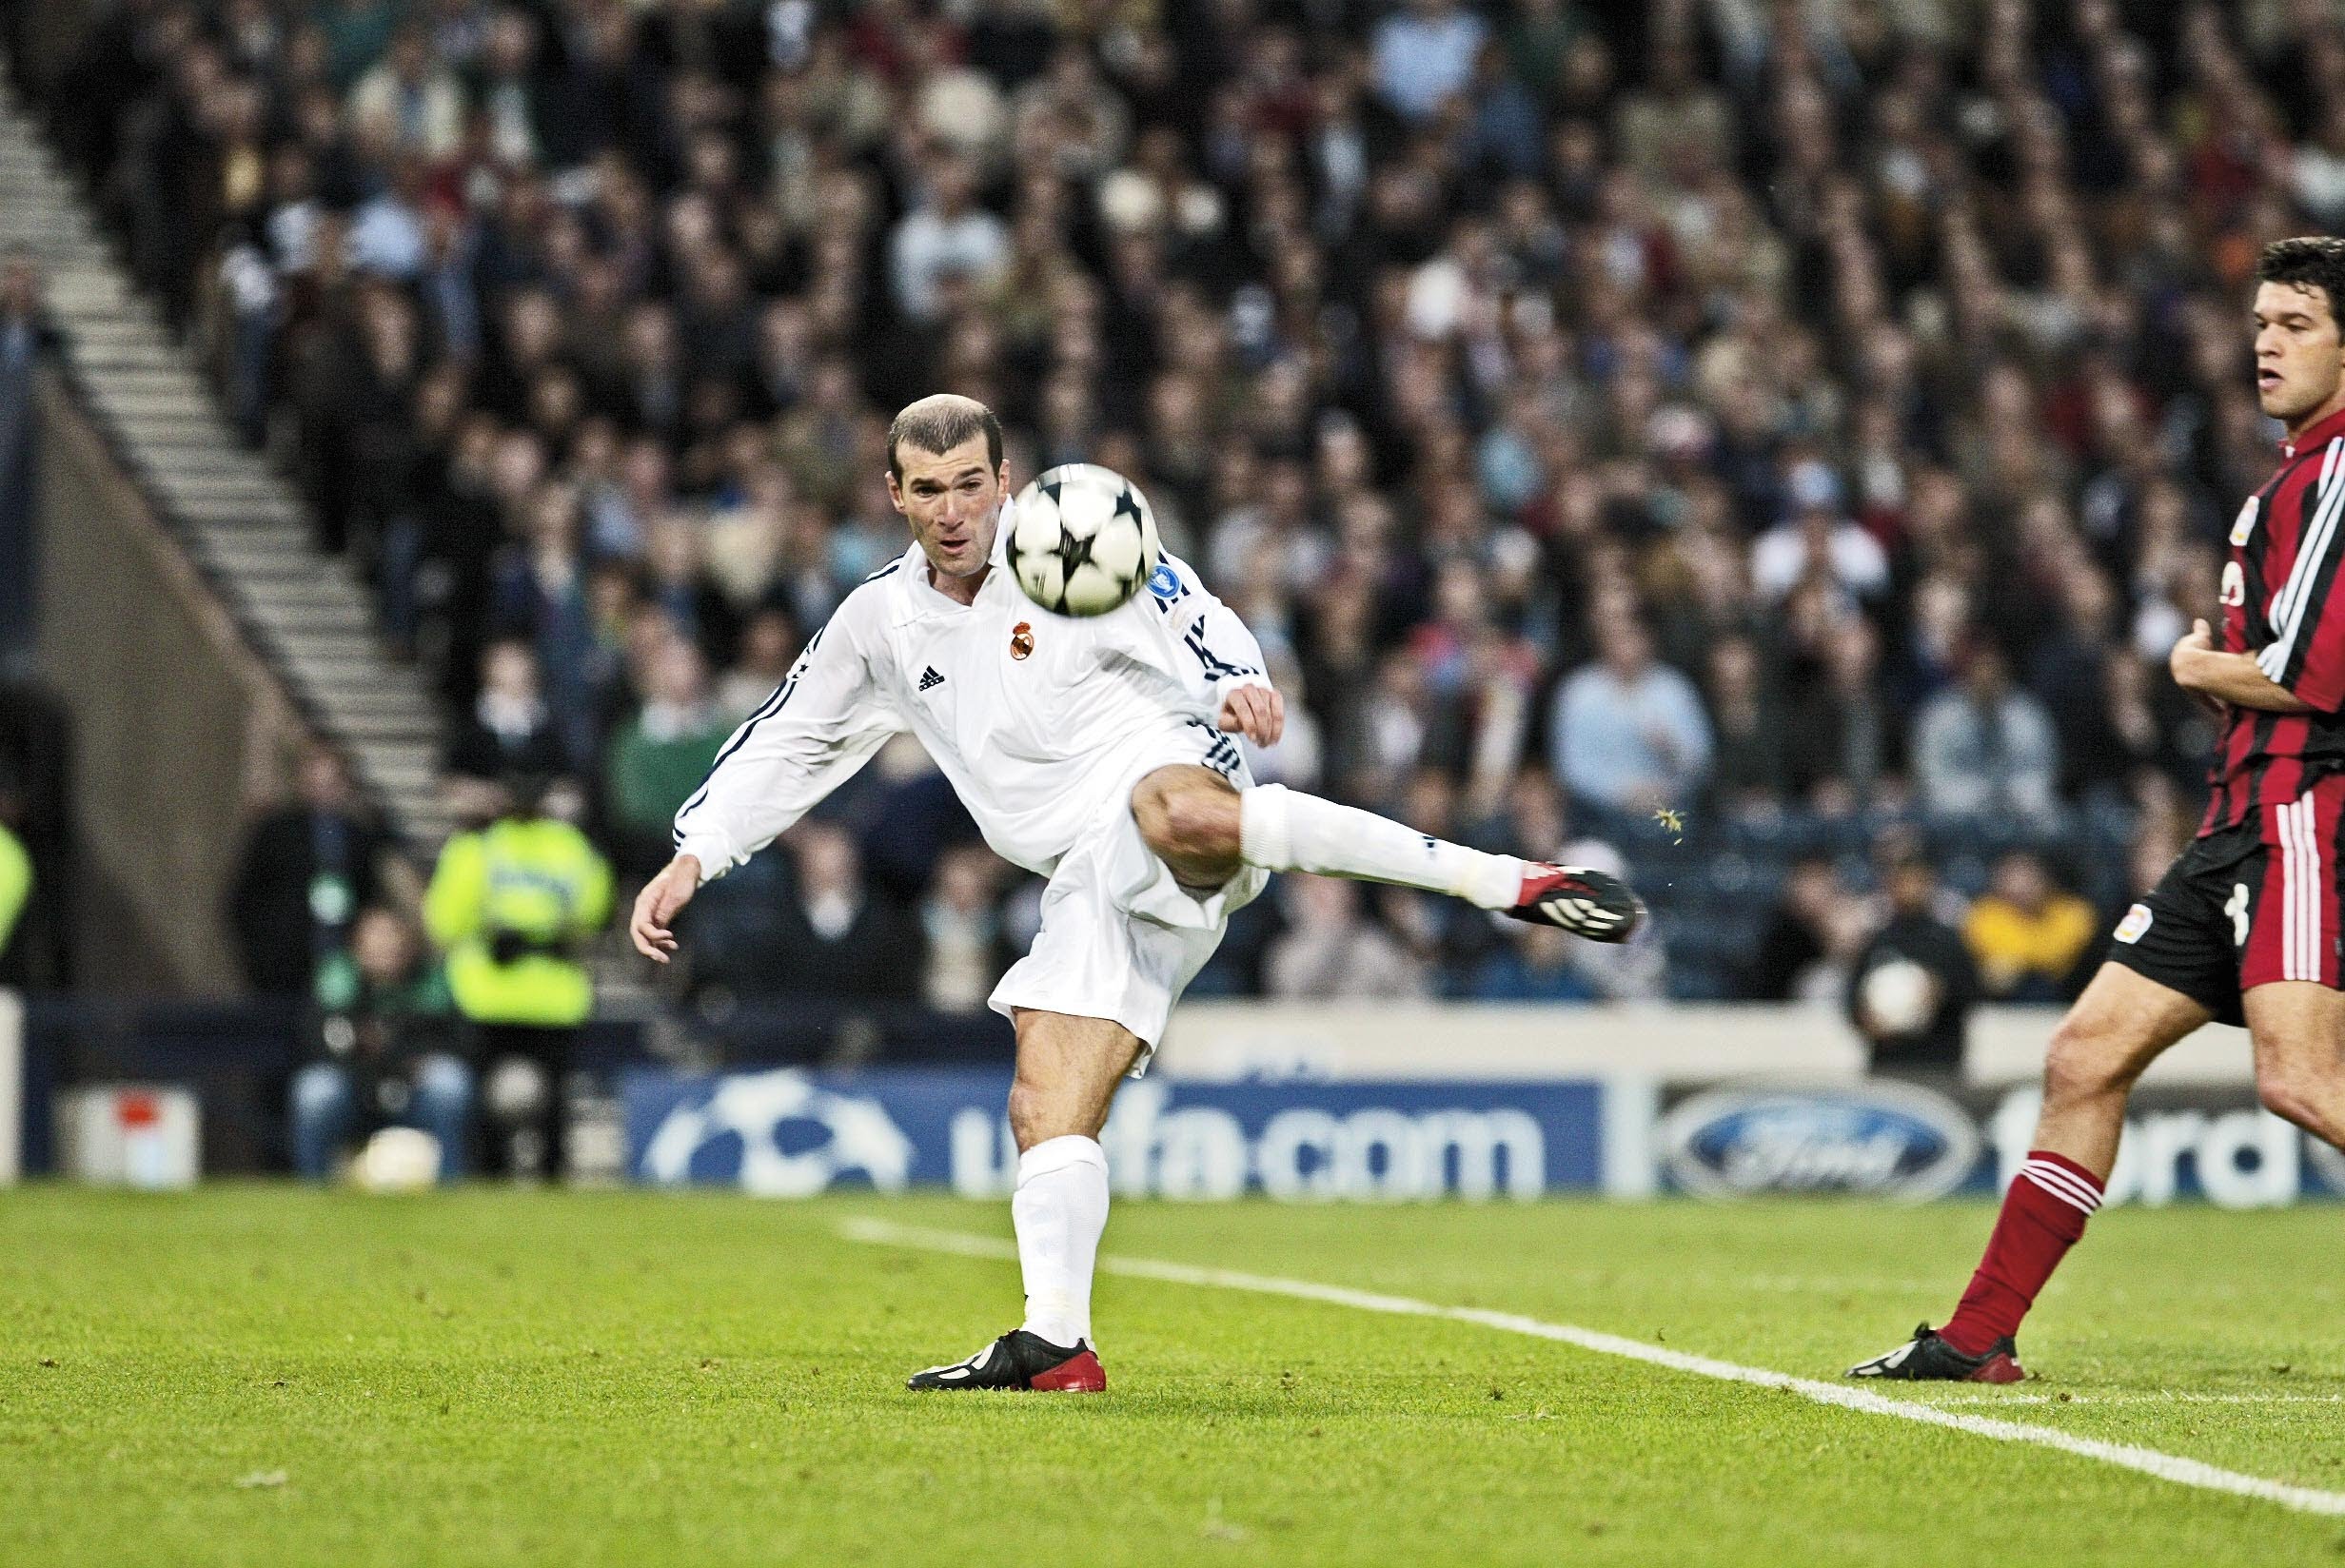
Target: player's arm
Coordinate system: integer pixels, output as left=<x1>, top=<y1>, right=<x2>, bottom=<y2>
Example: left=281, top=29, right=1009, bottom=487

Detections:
left=2170, top=619, right=2314, bottom=714
left=2249, top=526, right=2345, bottom=714
left=632, top=613, right=901, bottom=961
left=1135, top=555, right=1284, bottom=745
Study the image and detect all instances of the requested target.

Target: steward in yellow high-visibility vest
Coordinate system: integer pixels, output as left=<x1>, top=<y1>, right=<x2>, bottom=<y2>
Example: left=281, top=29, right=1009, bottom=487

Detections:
left=424, top=789, right=613, bottom=1027
left=423, top=778, right=612, bottom=1178
left=0, top=819, right=29, bottom=962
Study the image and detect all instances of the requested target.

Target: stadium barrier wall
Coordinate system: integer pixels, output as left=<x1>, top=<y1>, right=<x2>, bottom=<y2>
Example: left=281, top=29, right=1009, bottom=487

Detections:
left=620, top=1002, right=2342, bottom=1208
left=31, top=365, right=311, bottom=993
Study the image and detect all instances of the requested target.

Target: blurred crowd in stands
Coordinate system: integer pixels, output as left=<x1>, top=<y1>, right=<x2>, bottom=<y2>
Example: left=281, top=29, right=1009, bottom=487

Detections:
left=21, top=0, right=2345, bottom=1029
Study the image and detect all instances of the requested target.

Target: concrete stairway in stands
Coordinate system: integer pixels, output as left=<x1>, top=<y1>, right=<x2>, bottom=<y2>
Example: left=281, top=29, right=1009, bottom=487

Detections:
left=0, top=68, right=449, bottom=846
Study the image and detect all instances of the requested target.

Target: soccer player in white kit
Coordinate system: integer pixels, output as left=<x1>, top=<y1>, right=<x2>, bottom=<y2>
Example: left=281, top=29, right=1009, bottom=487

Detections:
left=630, top=395, right=1642, bottom=1391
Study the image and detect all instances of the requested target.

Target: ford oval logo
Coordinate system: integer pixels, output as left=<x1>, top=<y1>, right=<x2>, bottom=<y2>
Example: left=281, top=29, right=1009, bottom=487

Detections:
left=1659, top=1084, right=1980, bottom=1202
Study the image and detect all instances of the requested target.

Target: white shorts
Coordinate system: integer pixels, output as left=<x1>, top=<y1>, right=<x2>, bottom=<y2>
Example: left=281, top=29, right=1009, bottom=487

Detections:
left=988, top=721, right=1265, bottom=1068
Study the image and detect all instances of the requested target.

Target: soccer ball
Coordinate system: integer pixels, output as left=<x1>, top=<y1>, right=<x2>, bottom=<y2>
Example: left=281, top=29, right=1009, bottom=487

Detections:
left=1858, top=958, right=1938, bottom=1035
left=1007, top=463, right=1162, bottom=617
left=353, top=1127, right=441, bottom=1192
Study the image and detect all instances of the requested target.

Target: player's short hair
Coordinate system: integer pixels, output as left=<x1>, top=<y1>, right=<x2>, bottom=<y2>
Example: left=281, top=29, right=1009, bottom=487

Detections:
left=887, top=395, right=1002, bottom=481
left=2256, top=236, right=2345, bottom=329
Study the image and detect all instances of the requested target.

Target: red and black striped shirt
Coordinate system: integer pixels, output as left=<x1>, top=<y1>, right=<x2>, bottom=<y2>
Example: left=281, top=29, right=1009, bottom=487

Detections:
left=2200, top=402, right=2345, bottom=837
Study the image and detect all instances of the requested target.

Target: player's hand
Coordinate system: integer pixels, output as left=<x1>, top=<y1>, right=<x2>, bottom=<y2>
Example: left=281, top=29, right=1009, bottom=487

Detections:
left=630, top=854, right=701, bottom=963
left=1218, top=684, right=1284, bottom=746
left=2168, top=618, right=2215, bottom=688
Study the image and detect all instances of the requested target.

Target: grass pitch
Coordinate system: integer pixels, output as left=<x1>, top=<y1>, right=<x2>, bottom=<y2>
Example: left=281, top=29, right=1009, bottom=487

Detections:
left=1, top=1186, right=2340, bottom=1566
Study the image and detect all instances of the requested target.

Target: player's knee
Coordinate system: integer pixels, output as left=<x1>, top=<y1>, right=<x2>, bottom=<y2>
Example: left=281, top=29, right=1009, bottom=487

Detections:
left=2254, top=1052, right=2340, bottom=1138
left=1132, top=774, right=1238, bottom=862
left=2257, top=1072, right=2317, bottom=1130
left=2041, top=1014, right=2138, bottom=1109
left=1007, top=1073, right=1071, bottom=1148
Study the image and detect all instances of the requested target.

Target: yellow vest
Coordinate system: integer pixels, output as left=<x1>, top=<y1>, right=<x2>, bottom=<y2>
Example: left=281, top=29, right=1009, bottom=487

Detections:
left=0, top=823, right=28, bottom=955
left=1962, top=894, right=2098, bottom=991
left=423, top=817, right=613, bottom=1026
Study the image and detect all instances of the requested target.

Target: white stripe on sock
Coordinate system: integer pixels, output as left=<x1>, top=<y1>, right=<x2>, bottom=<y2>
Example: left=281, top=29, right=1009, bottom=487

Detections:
left=2020, top=1161, right=2102, bottom=1215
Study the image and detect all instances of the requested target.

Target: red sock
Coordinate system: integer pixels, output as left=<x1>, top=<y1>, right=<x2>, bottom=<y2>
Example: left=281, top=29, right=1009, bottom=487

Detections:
left=1939, top=1150, right=2104, bottom=1356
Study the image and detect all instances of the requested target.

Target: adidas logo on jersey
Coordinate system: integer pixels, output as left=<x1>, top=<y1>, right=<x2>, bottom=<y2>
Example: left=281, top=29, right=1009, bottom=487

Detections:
left=918, top=666, right=945, bottom=692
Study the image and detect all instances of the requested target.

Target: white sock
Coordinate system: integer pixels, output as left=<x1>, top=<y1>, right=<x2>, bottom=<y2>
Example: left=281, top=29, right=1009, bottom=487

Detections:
left=1013, top=1134, right=1110, bottom=1348
left=1238, top=783, right=1526, bottom=909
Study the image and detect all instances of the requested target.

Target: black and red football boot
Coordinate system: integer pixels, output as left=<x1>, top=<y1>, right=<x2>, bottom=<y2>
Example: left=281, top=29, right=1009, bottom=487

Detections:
left=906, top=1329, right=1106, bottom=1393
left=1505, top=863, right=1645, bottom=943
left=1846, top=1323, right=2025, bottom=1383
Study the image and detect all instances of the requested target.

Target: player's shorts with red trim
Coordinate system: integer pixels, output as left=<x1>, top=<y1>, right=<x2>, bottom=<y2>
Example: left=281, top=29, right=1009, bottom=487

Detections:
left=2108, top=786, right=2345, bottom=1026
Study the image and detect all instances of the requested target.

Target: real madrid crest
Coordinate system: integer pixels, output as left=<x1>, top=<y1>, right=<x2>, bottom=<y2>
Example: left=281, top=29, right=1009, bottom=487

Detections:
left=1010, top=621, right=1035, bottom=660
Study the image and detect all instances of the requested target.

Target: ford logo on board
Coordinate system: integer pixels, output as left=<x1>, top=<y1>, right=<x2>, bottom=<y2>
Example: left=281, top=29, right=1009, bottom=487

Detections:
left=1659, top=1084, right=1980, bottom=1202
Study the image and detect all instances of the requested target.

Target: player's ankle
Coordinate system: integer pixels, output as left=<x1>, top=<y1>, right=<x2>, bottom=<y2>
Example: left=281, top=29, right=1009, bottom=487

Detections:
left=1461, top=853, right=1527, bottom=910
left=1021, top=1314, right=1086, bottom=1349
left=1935, top=1316, right=1999, bottom=1357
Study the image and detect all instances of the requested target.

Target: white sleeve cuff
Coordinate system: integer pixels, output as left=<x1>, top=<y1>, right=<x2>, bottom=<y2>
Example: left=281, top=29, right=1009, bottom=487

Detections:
left=675, top=832, right=736, bottom=884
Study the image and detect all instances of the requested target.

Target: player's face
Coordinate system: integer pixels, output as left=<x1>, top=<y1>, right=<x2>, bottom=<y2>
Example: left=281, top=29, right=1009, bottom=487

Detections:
left=2252, top=281, right=2345, bottom=427
left=888, top=437, right=1008, bottom=584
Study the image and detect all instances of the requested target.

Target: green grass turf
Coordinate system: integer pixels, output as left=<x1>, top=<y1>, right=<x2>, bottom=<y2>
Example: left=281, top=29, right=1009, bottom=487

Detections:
left=1, top=1186, right=2340, bottom=1567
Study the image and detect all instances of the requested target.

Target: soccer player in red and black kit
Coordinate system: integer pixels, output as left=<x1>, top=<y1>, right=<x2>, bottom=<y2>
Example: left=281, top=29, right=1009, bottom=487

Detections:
left=1851, top=236, right=2345, bottom=1383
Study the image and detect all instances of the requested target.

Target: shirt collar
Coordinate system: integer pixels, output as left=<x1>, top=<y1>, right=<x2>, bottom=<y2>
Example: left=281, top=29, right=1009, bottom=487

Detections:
left=893, top=498, right=1015, bottom=622
left=2279, top=401, right=2345, bottom=460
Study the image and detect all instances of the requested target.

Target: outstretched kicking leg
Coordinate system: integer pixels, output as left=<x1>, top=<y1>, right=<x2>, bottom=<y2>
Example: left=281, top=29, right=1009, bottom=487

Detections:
left=1849, top=962, right=2205, bottom=1382
left=907, top=1008, right=1130, bottom=1392
left=1131, top=769, right=1643, bottom=940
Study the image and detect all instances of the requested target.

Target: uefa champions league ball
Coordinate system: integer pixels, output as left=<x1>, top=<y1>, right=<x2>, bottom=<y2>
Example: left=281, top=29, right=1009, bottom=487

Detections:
left=1858, top=958, right=1938, bottom=1035
left=354, top=1127, right=442, bottom=1193
left=1007, top=463, right=1163, bottom=617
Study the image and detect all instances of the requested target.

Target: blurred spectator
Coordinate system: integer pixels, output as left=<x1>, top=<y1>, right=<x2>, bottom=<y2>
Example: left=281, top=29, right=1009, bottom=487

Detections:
left=1702, top=635, right=1783, bottom=812
left=1744, top=855, right=1857, bottom=1003
left=1266, top=874, right=1429, bottom=1000
left=1372, top=0, right=1488, bottom=122
left=1551, top=614, right=1713, bottom=813
left=346, top=24, right=463, bottom=160
left=921, top=844, right=1013, bottom=1012
left=1963, top=852, right=2099, bottom=1003
left=443, top=637, right=568, bottom=824
left=0, top=248, right=48, bottom=679
left=227, top=743, right=388, bottom=999
left=290, top=905, right=470, bottom=1181
left=1467, top=923, right=1598, bottom=1002
left=422, top=775, right=611, bottom=1178
left=890, top=156, right=1009, bottom=325
left=1913, top=645, right=2060, bottom=821
left=715, top=605, right=798, bottom=723
left=602, top=636, right=729, bottom=878
left=1750, top=463, right=1890, bottom=604
left=747, top=822, right=920, bottom=1001
left=1846, top=853, right=1978, bottom=1072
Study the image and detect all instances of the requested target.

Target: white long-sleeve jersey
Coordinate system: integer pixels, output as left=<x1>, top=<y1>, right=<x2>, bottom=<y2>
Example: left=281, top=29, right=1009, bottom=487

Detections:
left=672, top=517, right=1272, bottom=884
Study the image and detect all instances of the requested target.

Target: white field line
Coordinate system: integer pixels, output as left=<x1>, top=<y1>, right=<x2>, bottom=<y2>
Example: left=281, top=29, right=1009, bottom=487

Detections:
left=1928, top=1393, right=2345, bottom=1408
left=839, top=1217, right=2345, bottom=1519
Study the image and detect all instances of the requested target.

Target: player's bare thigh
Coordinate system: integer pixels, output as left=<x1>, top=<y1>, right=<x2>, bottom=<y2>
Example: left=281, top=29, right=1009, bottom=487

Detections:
left=1130, top=764, right=1241, bottom=889
left=1008, top=1008, right=1144, bottom=1152
left=2035, top=962, right=2211, bottom=1174
left=2241, top=981, right=2345, bottom=1147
